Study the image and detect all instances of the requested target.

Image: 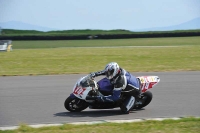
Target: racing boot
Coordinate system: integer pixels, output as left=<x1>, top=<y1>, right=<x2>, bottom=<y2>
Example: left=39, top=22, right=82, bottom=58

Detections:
left=120, top=96, right=135, bottom=114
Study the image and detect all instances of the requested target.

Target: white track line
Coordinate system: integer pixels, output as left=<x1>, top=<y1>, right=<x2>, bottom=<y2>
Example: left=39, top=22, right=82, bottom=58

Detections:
left=58, top=46, right=180, bottom=49
left=0, top=117, right=198, bottom=131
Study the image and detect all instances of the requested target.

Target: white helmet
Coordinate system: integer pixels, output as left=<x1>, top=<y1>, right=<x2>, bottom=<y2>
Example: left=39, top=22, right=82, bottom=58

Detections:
left=104, top=62, right=120, bottom=80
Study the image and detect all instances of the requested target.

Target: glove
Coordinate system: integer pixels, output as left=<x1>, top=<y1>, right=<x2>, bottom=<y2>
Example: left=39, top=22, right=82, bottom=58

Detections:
left=90, top=72, right=96, bottom=79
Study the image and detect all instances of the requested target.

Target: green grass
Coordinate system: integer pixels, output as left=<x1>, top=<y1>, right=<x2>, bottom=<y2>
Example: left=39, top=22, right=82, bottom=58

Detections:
left=0, top=37, right=200, bottom=76
left=1, top=117, right=200, bottom=133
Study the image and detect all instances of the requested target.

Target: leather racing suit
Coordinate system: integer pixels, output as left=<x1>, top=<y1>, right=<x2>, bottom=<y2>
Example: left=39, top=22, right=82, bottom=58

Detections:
left=92, top=68, right=141, bottom=102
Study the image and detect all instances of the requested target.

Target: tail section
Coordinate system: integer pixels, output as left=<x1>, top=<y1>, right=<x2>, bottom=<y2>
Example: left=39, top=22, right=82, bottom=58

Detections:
left=137, top=76, right=160, bottom=92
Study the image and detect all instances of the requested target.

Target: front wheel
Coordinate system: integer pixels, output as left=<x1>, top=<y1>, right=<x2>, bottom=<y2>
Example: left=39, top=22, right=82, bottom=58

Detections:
left=133, top=91, right=153, bottom=109
left=64, top=96, right=88, bottom=112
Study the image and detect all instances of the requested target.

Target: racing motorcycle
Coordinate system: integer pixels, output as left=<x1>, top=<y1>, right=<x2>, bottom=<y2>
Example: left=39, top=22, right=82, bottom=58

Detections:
left=64, top=75, right=160, bottom=113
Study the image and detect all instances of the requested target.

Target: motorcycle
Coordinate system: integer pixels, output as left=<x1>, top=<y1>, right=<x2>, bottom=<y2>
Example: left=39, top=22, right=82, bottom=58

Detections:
left=64, top=74, right=160, bottom=113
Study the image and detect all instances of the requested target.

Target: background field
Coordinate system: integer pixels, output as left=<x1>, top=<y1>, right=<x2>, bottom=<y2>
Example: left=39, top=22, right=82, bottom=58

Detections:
left=10, top=36, right=200, bottom=49
left=0, top=36, right=200, bottom=76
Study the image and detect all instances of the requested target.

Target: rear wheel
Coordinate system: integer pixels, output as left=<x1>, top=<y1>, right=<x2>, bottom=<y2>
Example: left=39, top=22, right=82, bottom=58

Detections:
left=133, top=91, right=153, bottom=109
left=64, top=96, right=88, bottom=112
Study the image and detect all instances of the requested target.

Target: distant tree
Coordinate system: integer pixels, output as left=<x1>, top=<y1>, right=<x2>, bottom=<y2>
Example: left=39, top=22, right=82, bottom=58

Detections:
left=0, top=27, right=2, bottom=35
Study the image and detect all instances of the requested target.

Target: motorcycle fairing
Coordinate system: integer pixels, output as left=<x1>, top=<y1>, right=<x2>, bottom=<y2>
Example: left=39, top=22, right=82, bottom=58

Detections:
left=137, top=76, right=160, bottom=92
left=72, top=76, right=94, bottom=100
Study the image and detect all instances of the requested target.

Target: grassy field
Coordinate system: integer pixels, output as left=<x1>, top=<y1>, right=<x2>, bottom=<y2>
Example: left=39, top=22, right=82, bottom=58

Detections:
left=0, top=117, right=200, bottom=133
left=0, top=37, right=200, bottom=76
left=11, top=36, right=200, bottom=49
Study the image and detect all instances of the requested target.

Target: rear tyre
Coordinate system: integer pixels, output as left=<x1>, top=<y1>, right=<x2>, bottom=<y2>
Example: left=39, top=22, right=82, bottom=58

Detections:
left=133, top=91, right=153, bottom=109
left=64, top=96, right=88, bottom=112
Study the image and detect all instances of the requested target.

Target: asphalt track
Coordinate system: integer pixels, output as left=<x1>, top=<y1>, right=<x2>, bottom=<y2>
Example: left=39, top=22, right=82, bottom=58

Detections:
left=0, top=72, right=200, bottom=127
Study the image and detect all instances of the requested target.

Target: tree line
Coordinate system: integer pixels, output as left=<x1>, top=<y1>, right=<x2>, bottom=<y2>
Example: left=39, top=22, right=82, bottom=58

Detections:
left=0, top=30, right=200, bottom=40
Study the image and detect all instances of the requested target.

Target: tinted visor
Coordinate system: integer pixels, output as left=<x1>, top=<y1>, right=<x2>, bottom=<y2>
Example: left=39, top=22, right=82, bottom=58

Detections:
left=105, top=69, right=114, bottom=78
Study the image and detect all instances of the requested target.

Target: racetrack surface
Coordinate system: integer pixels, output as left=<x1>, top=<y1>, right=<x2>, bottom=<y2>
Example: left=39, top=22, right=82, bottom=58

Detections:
left=0, top=72, right=200, bottom=127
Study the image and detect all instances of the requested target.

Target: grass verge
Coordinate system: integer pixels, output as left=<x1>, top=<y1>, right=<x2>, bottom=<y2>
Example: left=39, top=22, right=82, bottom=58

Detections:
left=0, top=37, right=200, bottom=76
left=0, top=46, right=200, bottom=76
left=0, top=117, right=200, bottom=133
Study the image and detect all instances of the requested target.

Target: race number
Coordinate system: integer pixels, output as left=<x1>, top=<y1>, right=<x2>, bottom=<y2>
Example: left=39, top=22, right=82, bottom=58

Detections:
left=73, top=86, right=86, bottom=95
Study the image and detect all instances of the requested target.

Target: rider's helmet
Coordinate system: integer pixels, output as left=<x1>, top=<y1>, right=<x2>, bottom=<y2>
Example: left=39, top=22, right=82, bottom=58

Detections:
left=104, top=62, right=120, bottom=80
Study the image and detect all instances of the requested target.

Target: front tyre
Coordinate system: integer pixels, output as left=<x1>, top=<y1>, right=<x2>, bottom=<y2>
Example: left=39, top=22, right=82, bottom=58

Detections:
left=133, top=91, right=153, bottom=109
left=64, top=96, right=88, bottom=112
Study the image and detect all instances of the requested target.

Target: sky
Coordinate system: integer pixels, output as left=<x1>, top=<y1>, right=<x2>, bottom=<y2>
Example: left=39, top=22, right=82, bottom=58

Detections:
left=0, top=0, right=200, bottom=30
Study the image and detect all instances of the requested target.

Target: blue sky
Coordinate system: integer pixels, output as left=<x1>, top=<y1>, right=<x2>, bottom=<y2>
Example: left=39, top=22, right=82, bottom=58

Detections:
left=0, top=0, right=200, bottom=30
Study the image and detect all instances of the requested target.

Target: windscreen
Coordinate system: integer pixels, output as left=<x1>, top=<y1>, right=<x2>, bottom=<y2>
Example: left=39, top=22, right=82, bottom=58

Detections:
left=80, top=78, right=95, bottom=88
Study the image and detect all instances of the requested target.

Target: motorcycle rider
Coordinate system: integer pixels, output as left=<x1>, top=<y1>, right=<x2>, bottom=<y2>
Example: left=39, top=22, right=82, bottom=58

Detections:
left=89, top=62, right=141, bottom=112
